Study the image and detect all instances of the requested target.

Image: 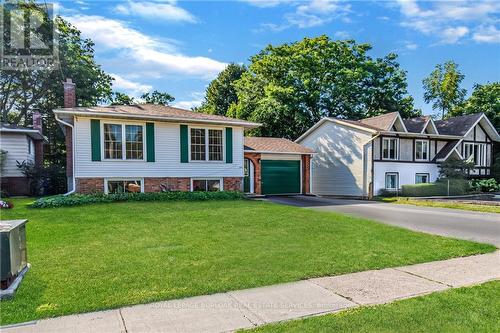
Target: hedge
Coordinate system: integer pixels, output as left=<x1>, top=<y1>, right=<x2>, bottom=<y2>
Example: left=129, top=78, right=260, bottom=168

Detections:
left=401, top=179, right=470, bottom=197
left=31, top=191, right=245, bottom=208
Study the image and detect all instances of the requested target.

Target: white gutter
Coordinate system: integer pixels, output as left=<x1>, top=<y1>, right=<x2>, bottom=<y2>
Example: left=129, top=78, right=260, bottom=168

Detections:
left=54, top=114, right=76, bottom=195
left=53, top=109, right=261, bottom=129
left=363, top=134, right=380, bottom=199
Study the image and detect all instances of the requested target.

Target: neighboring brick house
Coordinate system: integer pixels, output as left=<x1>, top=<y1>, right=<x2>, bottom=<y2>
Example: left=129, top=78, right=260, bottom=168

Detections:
left=243, top=137, right=314, bottom=195
left=54, top=79, right=314, bottom=195
left=0, top=113, right=45, bottom=196
left=297, top=112, right=500, bottom=197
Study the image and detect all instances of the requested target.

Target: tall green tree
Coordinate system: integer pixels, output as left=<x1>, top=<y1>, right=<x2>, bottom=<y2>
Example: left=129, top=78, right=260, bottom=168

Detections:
left=422, top=61, right=466, bottom=119
left=228, top=36, right=419, bottom=139
left=453, top=82, right=499, bottom=132
left=141, top=90, right=175, bottom=105
left=197, top=63, right=246, bottom=116
left=1, top=14, right=113, bottom=166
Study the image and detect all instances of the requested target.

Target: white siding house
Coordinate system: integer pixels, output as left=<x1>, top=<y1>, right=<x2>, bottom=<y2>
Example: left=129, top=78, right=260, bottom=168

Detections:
left=297, top=112, right=500, bottom=197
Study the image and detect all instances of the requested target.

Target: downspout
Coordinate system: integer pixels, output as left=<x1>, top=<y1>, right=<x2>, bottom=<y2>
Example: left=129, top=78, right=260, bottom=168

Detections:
left=55, top=114, right=76, bottom=195
left=363, top=133, right=380, bottom=200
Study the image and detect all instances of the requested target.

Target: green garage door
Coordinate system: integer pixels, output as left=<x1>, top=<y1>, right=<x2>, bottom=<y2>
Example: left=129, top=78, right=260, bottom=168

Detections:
left=261, top=160, right=301, bottom=195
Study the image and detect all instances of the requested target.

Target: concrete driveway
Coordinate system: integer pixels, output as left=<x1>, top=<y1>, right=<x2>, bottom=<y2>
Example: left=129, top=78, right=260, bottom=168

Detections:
left=266, top=196, right=500, bottom=247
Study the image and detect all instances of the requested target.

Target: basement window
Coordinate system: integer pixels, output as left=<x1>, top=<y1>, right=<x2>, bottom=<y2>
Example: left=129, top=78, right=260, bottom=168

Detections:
left=191, top=179, right=221, bottom=192
left=106, top=179, right=143, bottom=194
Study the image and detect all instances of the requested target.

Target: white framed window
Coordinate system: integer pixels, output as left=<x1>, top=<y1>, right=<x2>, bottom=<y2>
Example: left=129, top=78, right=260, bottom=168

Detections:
left=385, top=172, right=399, bottom=190
left=464, top=143, right=487, bottom=167
left=415, top=140, right=429, bottom=161
left=103, top=123, right=144, bottom=160
left=105, top=179, right=144, bottom=194
left=27, top=137, right=33, bottom=155
left=382, top=138, right=398, bottom=160
left=415, top=173, right=429, bottom=184
left=189, top=128, right=224, bottom=162
left=191, top=178, right=222, bottom=192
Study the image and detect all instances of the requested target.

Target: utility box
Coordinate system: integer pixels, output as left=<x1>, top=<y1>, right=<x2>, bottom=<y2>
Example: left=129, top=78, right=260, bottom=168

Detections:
left=1, top=220, right=28, bottom=292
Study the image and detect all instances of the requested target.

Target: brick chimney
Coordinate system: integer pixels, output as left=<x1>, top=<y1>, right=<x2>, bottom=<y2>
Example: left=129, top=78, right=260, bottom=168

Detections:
left=33, top=111, right=42, bottom=132
left=63, top=78, right=76, bottom=108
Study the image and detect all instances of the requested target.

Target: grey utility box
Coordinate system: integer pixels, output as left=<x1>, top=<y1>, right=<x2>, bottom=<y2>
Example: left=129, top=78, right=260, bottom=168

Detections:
left=1, top=219, right=28, bottom=292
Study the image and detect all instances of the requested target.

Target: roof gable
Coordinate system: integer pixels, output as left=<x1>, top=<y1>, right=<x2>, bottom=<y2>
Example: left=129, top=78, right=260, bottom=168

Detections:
left=434, top=113, right=483, bottom=136
left=244, top=137, right=314, bottom=154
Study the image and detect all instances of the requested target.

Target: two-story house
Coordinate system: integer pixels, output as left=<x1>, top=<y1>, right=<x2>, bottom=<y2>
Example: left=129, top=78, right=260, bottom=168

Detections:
left=54, top=79, right=313, bottom=195
left=296, top=112, right=499, bottom=197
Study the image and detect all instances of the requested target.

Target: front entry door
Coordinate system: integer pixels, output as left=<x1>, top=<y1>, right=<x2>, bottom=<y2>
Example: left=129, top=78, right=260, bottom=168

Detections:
left=244, top=158, right=251, bottom=193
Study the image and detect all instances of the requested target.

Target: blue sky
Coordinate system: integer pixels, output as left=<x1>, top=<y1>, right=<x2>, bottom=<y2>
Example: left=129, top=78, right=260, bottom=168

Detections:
left=59, top=0, right=500, bottom=115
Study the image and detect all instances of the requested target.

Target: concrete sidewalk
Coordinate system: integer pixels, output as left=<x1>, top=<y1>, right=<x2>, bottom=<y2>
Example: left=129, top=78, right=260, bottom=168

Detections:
left=3, top=252, right=499, bottom=333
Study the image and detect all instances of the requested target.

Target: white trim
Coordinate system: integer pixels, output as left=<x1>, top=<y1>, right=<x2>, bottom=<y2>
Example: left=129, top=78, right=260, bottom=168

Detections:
left=462, top=113, right=500, bottom=142
left=101, top=121, right=146, bottom=161
left=188, top=126, right=225, bottom=163
left=296, top=117, right=377, bottom=143
left=436, top=139, right=463, bottom=162
left=421, top=118, right=438, bottom=134
left=382, top=137, right=399, bottom=160
left=415, top=139, right=430, bottom=161
left=190, top=178, right=223, bottom=192
left=415, top=173, right=430, bottom=184
left=244, top=158, right=254, bottom=194
left=388, top=113, right=408, bottom=132
left=53, top=109, right=260, bottom=128
left=104, top=178, right=144, bottom=194
left=385, top=172, right=399, bottom=190
left=379, top=131, right=461, bottom=140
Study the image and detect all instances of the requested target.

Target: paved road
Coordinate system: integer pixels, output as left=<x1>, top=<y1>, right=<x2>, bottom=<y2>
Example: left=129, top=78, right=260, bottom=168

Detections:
left=267, top=196, right=500, bottom=247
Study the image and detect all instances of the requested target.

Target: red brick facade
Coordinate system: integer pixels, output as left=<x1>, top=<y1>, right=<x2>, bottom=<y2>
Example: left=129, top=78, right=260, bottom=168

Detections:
left=1, top=177, right=30, bottom=196
left=144, top=177, right=190, bottom=192
left=76, top=178, right=104, bottom=194
left=223, top=177, right=242, bottom=191
left=302, top=154, right=311, bottom=194
left=244, top=153, right=262, bottom=194
left=75, top=177, right=243, bottom=193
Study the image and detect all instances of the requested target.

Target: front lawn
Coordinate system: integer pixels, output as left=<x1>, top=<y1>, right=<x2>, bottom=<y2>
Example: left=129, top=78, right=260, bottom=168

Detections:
left=0, top=198, right=495, bottom=325
left=247, top=281, right=500, bottom=333
left=379, top=197, right=500, bottom=214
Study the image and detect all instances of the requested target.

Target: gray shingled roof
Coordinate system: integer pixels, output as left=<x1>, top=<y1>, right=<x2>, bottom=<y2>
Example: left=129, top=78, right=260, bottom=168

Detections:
left=359, top=112, right=399, bottom=131
left=432, top=140, right=460, bottom=161
left=244, top=137, right=314, bottom=154
left=403, top=116, right=430, bottom=133
left=434, top=113, right=483, bottom=136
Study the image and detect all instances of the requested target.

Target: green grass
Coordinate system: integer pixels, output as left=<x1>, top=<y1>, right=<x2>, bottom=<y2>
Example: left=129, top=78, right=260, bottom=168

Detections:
left=247, top=281, right=500, bottom=333
left=0, top=198, right=495, bottom=325
left=379, top=197, right=500, bottom=213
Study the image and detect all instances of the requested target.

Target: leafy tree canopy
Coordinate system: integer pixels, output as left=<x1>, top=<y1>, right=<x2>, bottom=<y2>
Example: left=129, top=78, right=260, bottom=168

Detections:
left=196, top=63, right=246, bottom=116
left=452, top=82, right=500, bottom=132
left=227, top=36, right=420, bottom=139
left=141, top=90, right=175, bottom=105
left=1, top=14, right=113, bottom=166
left=422, top=61, right=466, bottom=119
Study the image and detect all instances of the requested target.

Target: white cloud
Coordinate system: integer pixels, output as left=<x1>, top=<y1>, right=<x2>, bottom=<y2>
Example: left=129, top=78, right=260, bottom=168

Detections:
left=404, top=41, right=418, bottom=50
left=242, top=0, right=292, bottom=8
left=65, top=15, right=226, bottom=79
left=172, top=92, right=205, bottom=110
left=395, top=0, right=500, bottom=44
left=441, top=26, right=469, bottom=44
left=257, top=0, right=351, bottom=31
left=334, top=30, right=350, bottom=39
left=111, top=74, right=152, bottom=96
left=115, top=1, right=196, bottom=23
left=473, top=25, right=500, bottom=43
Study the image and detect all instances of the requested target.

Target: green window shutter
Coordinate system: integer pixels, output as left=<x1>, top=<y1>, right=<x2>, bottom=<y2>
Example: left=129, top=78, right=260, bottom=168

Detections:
left=90, top=119, right=101, bottom=161
left=225, top=127, right=233, bottom=163
left=146, top=122, right=155, bottom=162
left=180, top=124, right=188, bottom=163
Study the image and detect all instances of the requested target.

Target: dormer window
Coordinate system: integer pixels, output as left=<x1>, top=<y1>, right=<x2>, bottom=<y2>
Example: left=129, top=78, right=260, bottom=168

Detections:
left=382, top=137, right=398, bottom=160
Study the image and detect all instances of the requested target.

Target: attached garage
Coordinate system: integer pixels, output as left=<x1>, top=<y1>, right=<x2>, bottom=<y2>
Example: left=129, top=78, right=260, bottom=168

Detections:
left=261, top=160, right=300, bottom=195
left=244, top=137, right=314, bottom=196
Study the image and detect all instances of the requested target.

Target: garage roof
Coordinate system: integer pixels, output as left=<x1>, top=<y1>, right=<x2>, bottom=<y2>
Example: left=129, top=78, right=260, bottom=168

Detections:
left=244, top=137, right=314, bottom=154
